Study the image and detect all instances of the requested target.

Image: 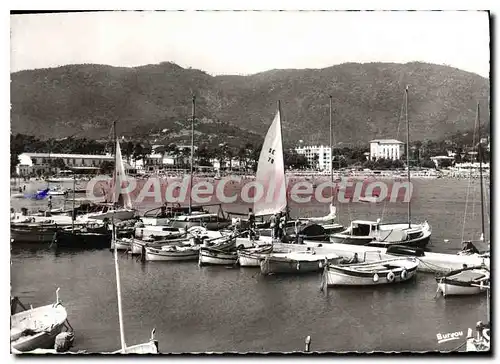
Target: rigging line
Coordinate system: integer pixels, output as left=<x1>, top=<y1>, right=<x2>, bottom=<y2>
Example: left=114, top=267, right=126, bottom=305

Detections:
left=381, top=93, right=406, bottom=222
left=460, top=113, right=479, bottom=243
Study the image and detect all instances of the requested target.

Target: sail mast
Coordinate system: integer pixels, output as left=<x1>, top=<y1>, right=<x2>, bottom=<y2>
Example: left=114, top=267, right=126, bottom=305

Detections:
left=113, top=227, right=127, bottom=351
left=277, top=100, right=288, bottom=216
left=477, top=102, right=485, bottom=241
left=405, top=86, right=411, bottom=228
left=329, top=95, right=335, bottom=223
left=189, top=96, right=195, bottom=215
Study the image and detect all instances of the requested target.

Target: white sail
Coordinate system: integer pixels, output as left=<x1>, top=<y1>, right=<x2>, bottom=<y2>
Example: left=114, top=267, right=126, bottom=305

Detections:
left=254, top=108, right=287, bottom=216
left=112, top=139, right=133, bottom=209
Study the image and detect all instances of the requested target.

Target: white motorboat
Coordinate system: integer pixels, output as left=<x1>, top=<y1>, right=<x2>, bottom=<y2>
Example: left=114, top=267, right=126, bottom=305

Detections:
left=11, top=289, right=71, bottom=352
left=436, top=266, right=489, bottom=297
left=145, top=245, right=200, bottom=261
left=329, top=220, right=432, bottom=249
left=323, top=257, right=419, bottom=286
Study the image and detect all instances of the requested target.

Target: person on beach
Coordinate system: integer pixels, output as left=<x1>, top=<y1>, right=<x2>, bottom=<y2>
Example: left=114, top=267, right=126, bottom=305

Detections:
left=48, top=196, right=53, bottom=210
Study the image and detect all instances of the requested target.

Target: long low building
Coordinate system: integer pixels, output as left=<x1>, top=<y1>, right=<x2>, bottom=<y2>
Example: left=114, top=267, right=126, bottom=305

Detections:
left=16, top=153, right=115, bottom=176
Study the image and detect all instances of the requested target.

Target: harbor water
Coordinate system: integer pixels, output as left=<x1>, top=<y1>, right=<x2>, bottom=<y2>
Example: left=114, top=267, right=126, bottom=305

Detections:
left=10, top=178, right=490, bottom=352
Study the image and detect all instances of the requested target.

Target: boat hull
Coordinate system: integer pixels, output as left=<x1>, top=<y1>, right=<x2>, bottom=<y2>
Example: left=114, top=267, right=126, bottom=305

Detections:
left=81, top=209, right=135, bottom=222
left=145, top=247, right=199, bottom=261
left=55, top=229, right=112, bottom=249
left=11, top=304, right=68, bottom=352
left=260, top=254, right=339, bottom=275
left=437, top=283, right=484, bottom=297
left=199, top=248, right=237, bottom=265
left=112, top=239, right=131, bottom=251
left=325, top=259, right=418, bottom=286
left=237, top=246, right=274, bottom=267
left=11, top=225, right=58, bottom=243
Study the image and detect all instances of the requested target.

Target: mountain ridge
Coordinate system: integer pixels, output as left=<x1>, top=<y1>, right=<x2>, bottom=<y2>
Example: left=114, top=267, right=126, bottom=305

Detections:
left=11, top=61, right=490, bottom=145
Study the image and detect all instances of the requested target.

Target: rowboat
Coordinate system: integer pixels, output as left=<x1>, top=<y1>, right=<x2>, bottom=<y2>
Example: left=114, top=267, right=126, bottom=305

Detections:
left=436, top=266, right=489, bottom=297
left=323, top=257, right=419, bottom=286
left=145, top=245, right=200, bottom=261
left=11, top=289, right=71, bottom=352
left=237, top=244, right=274, bottom=267
left=111, top=238, right=131, bottom=251
left=260, top=251, right=341, bottom=275
left=198, top=247, right=238, bottom=266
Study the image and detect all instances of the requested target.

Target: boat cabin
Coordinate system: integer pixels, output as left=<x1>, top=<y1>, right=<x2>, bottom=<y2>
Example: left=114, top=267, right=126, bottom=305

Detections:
left=350, top=220, right=379, bottom=236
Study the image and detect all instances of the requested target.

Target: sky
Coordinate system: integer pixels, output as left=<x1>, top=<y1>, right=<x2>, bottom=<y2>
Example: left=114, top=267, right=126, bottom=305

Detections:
left=10, top=11, right=490, bottom=77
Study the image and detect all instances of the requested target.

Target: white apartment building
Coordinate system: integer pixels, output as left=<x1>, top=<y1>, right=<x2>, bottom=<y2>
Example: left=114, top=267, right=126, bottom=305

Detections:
left=295, top=145, right=332, bottom=171
left=369, top=139, right=405, bottom=161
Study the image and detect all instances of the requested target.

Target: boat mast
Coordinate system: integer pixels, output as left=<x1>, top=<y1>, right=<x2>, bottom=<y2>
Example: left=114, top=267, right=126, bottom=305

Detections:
left=113, top=225, right=127, bottom=351
left=277, top=100, right=289, bottom=218
left=71, top=172, right=75, bottom=233
left=405, top=86, right=411, bottom=229
left=477, top=102, right=485, bottom=241
left=329, top=95, right=335, bottom=223
left=189, top=96, right=195, bottom=215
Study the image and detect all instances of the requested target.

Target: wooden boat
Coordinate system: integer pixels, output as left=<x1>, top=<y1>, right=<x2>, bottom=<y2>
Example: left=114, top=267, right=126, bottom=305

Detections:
left=54, top=224, right=112, bottom=249
left=199, top=247, right=237, bottom=266
left=260, top=251, right=341, bottom=275
left=146, top=245, right=200, bottom=261
left=111, top=238, right=131, bottom=251
left=237, top=244, right=274, bottom=267
left=11, top=289, right=71, bottom=352
left=11, top=222, right=60, bottom=243
left=436, top=266, right=489, bottom=297
left=323, top=257, right=418, bottom=286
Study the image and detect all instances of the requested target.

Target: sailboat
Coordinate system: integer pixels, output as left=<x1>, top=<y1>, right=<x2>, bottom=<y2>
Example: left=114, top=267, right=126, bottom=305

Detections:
left=298, top=96, right=343, bottom=233
left=165, top=96, right=231, bottom=230
left=455, top=102, right=490, bottom=258
left=435, top=103, right=490, bottom=298
left=328, top=86, right=432, bottom=249
left=78, top=128, right=135, bottom=222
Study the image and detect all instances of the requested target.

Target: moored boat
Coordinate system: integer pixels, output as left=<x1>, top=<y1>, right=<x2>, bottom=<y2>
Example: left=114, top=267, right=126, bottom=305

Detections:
left=329, top=220, right=431, bottom=248
left=260, top=251, right=340, bottom=275
left=237, top=244, right=274, bottom=267
left=11, top=289, right=71, bottom=352
left=145, top=245, right=200, bottom=261
left=111, top=238, right=131, bottom=251
left=54, top=224, right=112, bottom=249
left=436, top=266, right=489, bottom=297
left=199, top=247, right=238, bottom=266
left=323, top=257, right=418, bottom=286
left=11, top=222, right=60, bottom=243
